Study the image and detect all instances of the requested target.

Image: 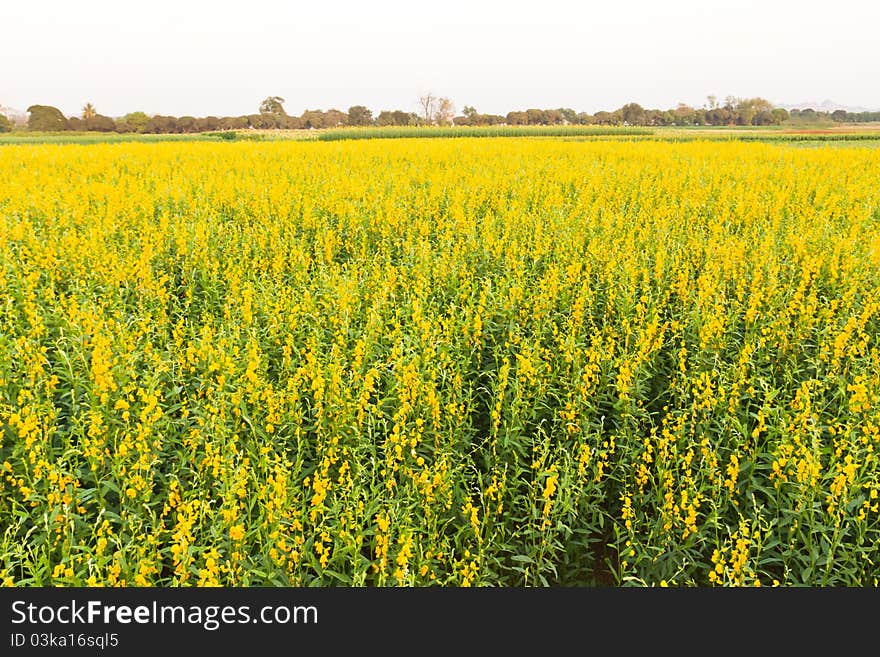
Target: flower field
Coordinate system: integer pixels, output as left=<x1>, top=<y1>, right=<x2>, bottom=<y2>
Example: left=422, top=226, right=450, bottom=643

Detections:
left=2, top=138, right=879, bottom=586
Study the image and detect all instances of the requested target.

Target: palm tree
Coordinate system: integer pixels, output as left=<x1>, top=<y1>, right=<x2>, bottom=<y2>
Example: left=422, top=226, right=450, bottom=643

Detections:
left=82, top=103, right=97, bottom=120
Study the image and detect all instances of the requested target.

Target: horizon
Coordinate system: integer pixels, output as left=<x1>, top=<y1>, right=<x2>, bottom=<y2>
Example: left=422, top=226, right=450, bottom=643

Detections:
left=3, top=97, right=878, bottom=122
left=3, top=0, right=879, bottom=119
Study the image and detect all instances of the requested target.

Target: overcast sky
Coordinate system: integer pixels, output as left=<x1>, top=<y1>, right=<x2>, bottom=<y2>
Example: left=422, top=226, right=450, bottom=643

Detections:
left=4, top=0, right=879, bottom=118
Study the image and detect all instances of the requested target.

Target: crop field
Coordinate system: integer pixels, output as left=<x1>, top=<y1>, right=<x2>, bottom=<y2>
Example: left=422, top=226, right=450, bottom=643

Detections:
left=6, top=124, right=880, bottom=146
left=0, top=126, right=650, bottom=146
left=0, top=132, right=235, bottom=146
left=313, top=126, right=653, bottom=141
left=1, top=139, right=879, bottom=587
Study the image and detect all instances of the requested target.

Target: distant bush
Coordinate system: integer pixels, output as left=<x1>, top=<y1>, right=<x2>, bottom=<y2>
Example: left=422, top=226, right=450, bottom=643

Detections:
left=26, top=105, right=69, bottom=131
left=120, top=111, right=150, bottom=133
left=84, top=115, right=117, bottom=132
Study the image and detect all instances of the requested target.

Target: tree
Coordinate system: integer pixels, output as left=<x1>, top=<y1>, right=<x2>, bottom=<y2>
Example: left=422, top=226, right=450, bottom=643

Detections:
left=557, top=107, right=577, bottom=124
left=544, top=109, right=565, bottom=125
left=375, top=111, right=395, bottom=126
left=706, top=95, right=718, bottom=110
left=771, top=108, right=790, bottom=125
left=300, top=110, right=326, bottom=129
left=418, top=92, right=437, bottom=123
left=196, top=116, right=220, bottom=132
left=736, top=107, right=756, bottom=126
left=279, top=115, right=302, bottom=129
left=249, top=113, right=276, bottom=129
left=434, top=97, right=455, bottom=126
left=348, top=105, right=373, bottom=126
left=26, top=105, right=69, bottom=131
left=644, top=109, right=664, bottom=126
left=259, top=96, right=287, bottom=116
left=84, top=114, right=116, bottom=132
left=753, top=110, right=775, bottom=126
left=120, top=111, right=150, bottom=133
left=831, top=109, right=847, bottom=122
left=593, top=110, right=622, bottom=126
left=457, top=111, right=505, bottom=126
left=220, top=116, right=249, bottom=130
left=798, top=108, right=818, bottom=122
left=82, top=103, right=97, bottom=119
left=673, top=103, right=696, bottom=126
left=249, top=115, right=269, bottom=129
left=620, top=103, right=646, bottom=126
left=0, top=114, right=11, bottom=133
left=177, top=116, right=197, bottom=133
left=525, top=108, right=546, bottom=125
left=324, top=109, right=348, bottom=127
left=706, top=108, right=732, bottom=126
left=737, top=97, right=774, bottom=114
left=462, top=105, right=477, bottom=119
left=144, top=115, right=178, bottom=133
left=376, top=110, right=414, bottom=126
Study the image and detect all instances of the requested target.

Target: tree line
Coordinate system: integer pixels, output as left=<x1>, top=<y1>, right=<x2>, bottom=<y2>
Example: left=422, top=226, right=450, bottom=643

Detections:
left=4, top=94, right=879, bottom=134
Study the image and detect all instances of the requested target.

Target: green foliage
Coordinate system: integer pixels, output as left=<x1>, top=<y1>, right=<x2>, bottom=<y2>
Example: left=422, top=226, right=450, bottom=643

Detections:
left=376, top=110, right=418, bottom=127
left=120, top=111, right=150, bottom=133
left=347, top=105, right=373, bottom=127
left=84, top=115, right=117, bottom=132
left=26, top=105, right=69, bottom=131
left=259, top=96, right=287, bottom=116
left=0, top=114, right=11, bottom=133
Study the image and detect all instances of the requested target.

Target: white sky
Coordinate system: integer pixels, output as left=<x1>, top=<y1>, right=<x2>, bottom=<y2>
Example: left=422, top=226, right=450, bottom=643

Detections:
left=3, top=0, right=879, bottom=118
